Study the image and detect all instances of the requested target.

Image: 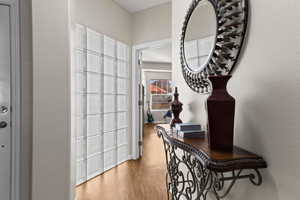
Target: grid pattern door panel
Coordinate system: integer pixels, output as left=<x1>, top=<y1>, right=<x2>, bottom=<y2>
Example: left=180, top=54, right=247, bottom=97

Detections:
left=104, top=149, right=117, bottom=170
left=74, top=25, right=88, bottom=185
left=85, top=28, right=103, bottom=182
left=87, top=115, right=101, bottom=137
left=76, top=50, right=86, bottom=72
left=118, top=145, right=128, bottom=164
left=76, top=160, right=87, bottom=185
left=117, top=78, right=127, bottom=94
left=75, top=73, right=87, bottom=93
left=87, top=72, right=101, bottom=93
left=118, top=112, right=128, bottom=129
left=117, top=129, right=128, bottom=146
left=104, top=76, right=116, bottom=94
left=76, top=24, right=87, bottom=50
left=117, top=61, right=128, bottom=78
left=87, top=135, right=102, bottom=156
left=117, top=95, right=128, bottom=112
left=103, top=113, right=116, bottom=132
left=104, top=36, right=116, bottom=58
left=87, top=94, right=101, bottom=115
left=87, top=28, right=102, bottom=54
left=116, top=41, right=129, bottom=165
left=74, top=24, right=130, bottom=185
left=104, top=95, right=116, bottom=113
left=76, top=116, right=86, bottom=138
left=87, top=154, right=103, bottom=179
left=87, top=52, right=102, bottom=73
left=104, top=131, right=117, bottom=151
left=76, top=138, right=87, bottom=160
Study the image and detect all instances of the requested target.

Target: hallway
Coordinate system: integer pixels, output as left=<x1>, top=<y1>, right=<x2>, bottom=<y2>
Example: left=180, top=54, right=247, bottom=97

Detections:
left=76, top=124, right=168, bottom=200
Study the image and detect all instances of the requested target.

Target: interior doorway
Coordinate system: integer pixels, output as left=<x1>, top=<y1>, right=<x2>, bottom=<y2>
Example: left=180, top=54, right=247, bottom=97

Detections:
left=132, top=39, right=172, bottom=159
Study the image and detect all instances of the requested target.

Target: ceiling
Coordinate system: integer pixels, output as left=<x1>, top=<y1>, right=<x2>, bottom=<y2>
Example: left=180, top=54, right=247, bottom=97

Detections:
left=114, top=0, right=171, bottom=13
left=142, top=43, right=172, bottom=63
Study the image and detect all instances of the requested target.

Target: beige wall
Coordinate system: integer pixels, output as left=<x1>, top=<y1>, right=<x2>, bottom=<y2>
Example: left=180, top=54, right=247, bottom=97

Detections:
left=32, top=0, right=72, bottom=199
left=173, top=0, right=300, bottom=199
left=132, top=2, right=172, bottom=45
left=72, top=0, right=132, bottom=45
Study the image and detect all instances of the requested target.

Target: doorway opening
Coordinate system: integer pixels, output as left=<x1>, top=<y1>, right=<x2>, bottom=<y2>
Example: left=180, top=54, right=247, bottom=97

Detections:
left=132, top=39, right=172, bottom=159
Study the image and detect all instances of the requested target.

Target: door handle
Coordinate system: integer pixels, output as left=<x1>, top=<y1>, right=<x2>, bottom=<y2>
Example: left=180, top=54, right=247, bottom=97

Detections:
left=0, top=106, right=8, bottom=113
left=0, top=121, right=7, bottom=128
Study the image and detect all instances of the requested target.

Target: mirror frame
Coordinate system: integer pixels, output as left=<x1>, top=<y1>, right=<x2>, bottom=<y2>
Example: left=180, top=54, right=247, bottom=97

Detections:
left=180, top=0, right=249, bottom=93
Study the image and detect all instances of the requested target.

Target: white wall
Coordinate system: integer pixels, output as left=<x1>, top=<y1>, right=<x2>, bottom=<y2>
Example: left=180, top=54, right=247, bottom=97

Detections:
left=72, top=0, right=132, bottom=45
left=32, top=0, right=73, bottom=200
left=173, top=0, right=300, bottom=199
left=132, top=2, right=172, bottom=45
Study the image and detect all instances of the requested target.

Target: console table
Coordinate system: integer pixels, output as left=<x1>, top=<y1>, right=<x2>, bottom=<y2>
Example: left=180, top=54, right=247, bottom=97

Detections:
left=156, top=124, right=267, bottom=200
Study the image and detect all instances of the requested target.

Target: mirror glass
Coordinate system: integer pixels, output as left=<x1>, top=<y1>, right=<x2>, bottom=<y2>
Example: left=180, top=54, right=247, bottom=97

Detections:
left=184, top=0, right=216, bottom=72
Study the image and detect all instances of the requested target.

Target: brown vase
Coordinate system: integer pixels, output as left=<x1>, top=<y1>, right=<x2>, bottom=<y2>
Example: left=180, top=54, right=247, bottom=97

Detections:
left=207, top=75, right=235, bottom=152
left=171, top=87, right=183, bottom=128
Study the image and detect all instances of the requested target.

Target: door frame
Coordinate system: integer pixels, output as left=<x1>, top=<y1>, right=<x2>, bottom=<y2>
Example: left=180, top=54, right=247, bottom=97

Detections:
left=131, top=39, right=171, bottom=159
left=0, top=0, right=21, bottom=199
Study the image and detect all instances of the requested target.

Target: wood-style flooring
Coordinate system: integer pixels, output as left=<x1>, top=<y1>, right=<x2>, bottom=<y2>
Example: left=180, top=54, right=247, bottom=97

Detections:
left=76, top=124, right=168, bottom=200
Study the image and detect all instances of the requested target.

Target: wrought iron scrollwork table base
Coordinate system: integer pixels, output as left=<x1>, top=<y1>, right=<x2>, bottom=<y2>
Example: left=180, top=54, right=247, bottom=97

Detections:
left=156, top=125, right=267, bottom=200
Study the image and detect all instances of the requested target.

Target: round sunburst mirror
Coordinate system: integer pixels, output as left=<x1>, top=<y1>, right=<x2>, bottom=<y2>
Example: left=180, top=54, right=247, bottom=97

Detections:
left=180, top=0, right=249, bottom=93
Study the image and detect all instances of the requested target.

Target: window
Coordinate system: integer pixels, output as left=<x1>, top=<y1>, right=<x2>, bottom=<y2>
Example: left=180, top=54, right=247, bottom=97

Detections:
left=150, top=79, right=172, bottom=110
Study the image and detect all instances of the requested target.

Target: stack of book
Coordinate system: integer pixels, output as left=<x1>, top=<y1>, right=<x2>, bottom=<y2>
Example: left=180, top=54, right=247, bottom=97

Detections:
left=175, top=123, right=205, bottom=138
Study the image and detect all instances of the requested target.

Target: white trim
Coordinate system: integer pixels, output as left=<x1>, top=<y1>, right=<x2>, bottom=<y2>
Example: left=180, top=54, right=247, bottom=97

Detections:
left=142, top=69, right=172, bottom=73
left=0, top=0, right=21, bottom=200
left=151, top=109, right=169, bottom=112
left=131, top=38, right=171, bottom=160
left=133, top=39, right=171, bottom=51
left=142, top=61, right=171, bottom=65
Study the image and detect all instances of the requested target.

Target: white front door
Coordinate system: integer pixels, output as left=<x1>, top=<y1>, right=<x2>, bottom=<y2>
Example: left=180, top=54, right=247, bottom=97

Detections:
left=0, top=4, right=12, bottom=200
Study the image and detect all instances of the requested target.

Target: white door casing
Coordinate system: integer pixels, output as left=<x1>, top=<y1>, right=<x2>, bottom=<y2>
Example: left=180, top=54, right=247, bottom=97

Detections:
left=0, top=5, right=12, bottom=200
left=0, top=1, right=21, bottom=200
left=131, top=39, right=171, bottom=159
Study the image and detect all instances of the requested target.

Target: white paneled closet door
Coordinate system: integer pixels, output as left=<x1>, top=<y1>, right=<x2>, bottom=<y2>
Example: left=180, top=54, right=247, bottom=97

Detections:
left=86, top=28, right=103, bottom=180
left=74, top=24, right=130, bottom=185
left=116, top=41, right=129, bottom=164
left=103, top=35, right=117, bottom=170
left=75, top=24, right=88, bottom=185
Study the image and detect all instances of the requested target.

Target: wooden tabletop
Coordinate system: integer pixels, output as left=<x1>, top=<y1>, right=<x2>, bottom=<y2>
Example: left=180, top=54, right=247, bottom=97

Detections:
left=156, top=124, right=267, bottom=172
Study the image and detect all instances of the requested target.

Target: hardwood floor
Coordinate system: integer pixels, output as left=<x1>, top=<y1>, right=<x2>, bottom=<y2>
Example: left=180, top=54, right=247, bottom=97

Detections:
left=76, top=124, right=168, bottom=200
